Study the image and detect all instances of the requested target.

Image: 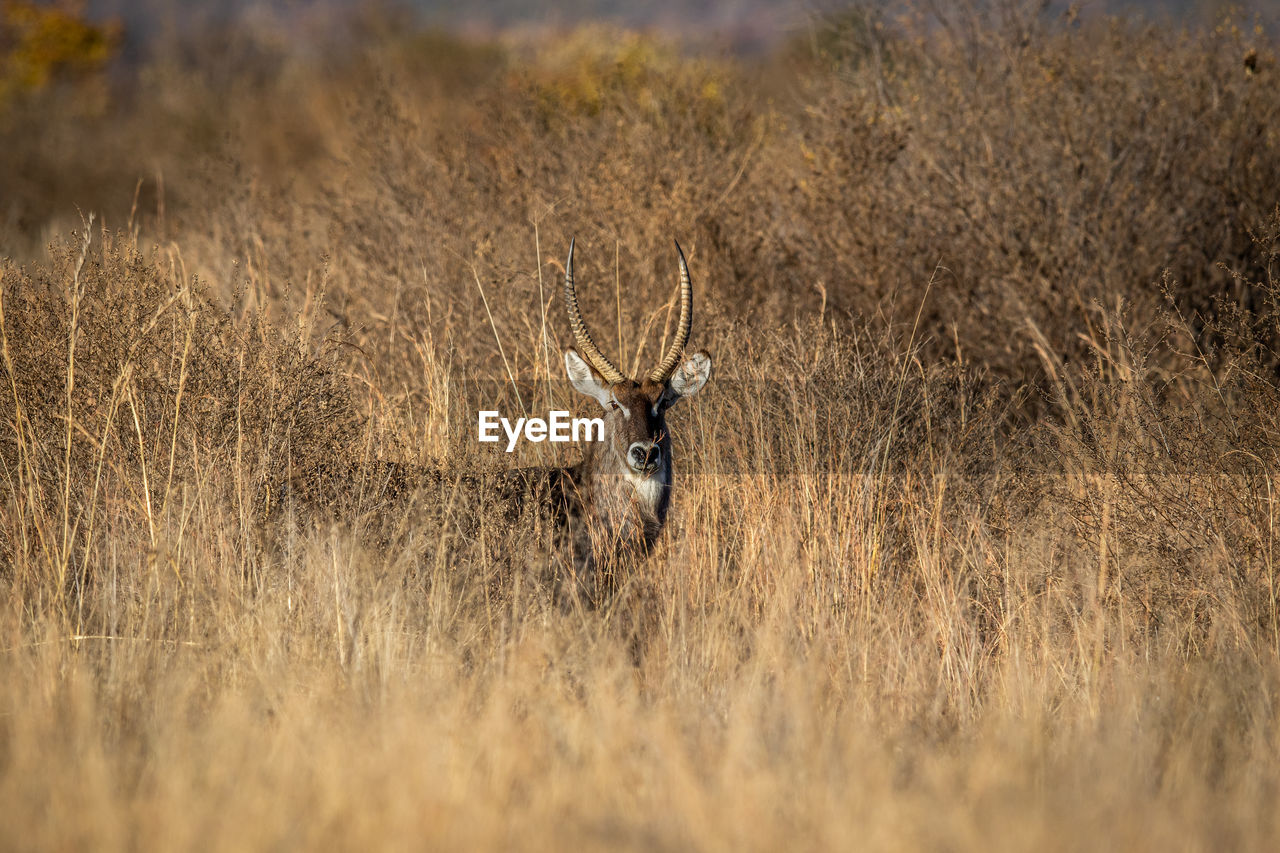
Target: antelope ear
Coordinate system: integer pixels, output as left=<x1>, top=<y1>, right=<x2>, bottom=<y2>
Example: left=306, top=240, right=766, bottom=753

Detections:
left=565, top=349, right=614, bottom=408
left=663, top=350, right=712, bottom=408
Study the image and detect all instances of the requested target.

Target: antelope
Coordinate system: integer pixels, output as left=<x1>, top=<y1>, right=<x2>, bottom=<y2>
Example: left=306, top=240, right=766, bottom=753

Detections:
left=542, top=238, right=712, bottom=599
left=321, top=240, right=711, bottom=605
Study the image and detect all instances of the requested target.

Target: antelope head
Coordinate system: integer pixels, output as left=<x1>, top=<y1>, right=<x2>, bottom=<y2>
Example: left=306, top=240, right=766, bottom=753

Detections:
left=562, top=239, right=712, bottom=482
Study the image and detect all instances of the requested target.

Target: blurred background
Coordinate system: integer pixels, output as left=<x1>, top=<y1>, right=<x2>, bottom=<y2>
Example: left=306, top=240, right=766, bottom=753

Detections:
left=72, top=0, right=1280, bottom=47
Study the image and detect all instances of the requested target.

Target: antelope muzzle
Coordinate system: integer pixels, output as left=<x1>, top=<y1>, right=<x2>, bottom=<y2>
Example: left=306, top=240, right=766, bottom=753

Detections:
left=627, top=441, right=662, bottom=476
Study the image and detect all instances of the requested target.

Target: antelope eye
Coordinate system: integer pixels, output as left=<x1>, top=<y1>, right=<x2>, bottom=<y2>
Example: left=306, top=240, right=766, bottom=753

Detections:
left=609, top=401, right=620, bottom=411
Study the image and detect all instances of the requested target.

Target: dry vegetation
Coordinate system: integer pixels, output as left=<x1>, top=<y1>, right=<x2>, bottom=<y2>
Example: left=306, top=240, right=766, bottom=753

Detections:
left=3, top=1, right=1280, bottom=849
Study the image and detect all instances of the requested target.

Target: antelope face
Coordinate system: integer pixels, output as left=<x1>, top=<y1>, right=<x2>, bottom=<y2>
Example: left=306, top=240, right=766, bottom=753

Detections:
left=561, top=238, right=712, bottom=481
left=565, top=350, right=712, bottom=479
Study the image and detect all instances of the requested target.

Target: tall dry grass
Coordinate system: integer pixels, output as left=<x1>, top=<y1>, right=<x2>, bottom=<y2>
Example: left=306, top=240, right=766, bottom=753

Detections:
left=3, top=3, right=1280, bottom=850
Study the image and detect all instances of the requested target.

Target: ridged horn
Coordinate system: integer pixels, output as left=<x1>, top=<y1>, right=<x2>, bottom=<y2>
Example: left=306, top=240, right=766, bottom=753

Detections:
left=564, top=238, right=627, bottom=385
left=648, top=241, right=694, bottom=384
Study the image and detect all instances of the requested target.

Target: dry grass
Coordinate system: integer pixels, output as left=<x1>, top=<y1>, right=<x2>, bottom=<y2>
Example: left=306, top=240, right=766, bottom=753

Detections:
left=3, top=3, right=1280, bottom=850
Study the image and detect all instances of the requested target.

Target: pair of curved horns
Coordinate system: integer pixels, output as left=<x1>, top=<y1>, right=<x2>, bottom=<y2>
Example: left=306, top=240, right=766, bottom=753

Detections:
left=563, top=238, right=693, bottom=386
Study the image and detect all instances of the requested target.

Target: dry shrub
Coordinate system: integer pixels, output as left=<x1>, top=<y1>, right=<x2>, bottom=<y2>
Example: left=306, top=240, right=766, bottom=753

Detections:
left=1026, top=213, right=1280, bottom=648
left=761, top=9, right=1280, bottom=398
left=0, top=226, right=363, bottom=614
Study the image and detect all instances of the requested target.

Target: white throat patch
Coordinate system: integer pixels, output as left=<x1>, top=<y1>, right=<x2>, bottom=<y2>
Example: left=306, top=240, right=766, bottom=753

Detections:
left=627, top=470, right=666, bottom=509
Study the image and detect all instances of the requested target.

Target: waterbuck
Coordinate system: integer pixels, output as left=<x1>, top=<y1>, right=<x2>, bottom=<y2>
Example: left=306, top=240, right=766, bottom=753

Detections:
left=331, top=240, right=711, bottom=605
left=542, top=238, right=712, bottom=599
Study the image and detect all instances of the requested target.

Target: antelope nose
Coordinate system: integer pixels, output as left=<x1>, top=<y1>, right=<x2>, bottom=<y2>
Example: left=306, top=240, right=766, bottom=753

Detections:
left=628, top=442, right=661, bottom=473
